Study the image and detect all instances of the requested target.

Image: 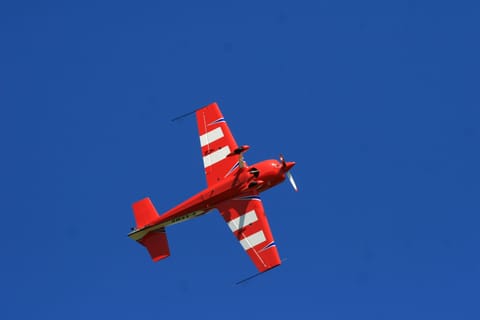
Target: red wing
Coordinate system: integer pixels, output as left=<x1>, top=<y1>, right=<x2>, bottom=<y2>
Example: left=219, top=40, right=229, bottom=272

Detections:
left=217, top=194, right=281, bottom=273
left=196, top=103, right=241, bottom=187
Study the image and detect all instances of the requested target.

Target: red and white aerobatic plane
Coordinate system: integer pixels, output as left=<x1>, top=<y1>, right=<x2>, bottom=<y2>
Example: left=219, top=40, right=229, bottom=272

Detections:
left=128, top=102, right=297, bottom=275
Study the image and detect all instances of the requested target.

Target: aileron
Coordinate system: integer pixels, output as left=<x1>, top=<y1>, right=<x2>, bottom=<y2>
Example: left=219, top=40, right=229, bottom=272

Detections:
left=200, top=127, right=224, bottom=147
left=218, top=193, right=281, bottom=272
left=227, top=209, right=258, bottom=232
left=240, top=230, right=266, bottom=250
left=202, top=146, right=231, bottom=168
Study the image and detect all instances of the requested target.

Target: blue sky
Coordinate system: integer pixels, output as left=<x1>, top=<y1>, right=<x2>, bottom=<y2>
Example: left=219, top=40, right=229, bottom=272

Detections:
left=1, top=1, right=479, bottom=319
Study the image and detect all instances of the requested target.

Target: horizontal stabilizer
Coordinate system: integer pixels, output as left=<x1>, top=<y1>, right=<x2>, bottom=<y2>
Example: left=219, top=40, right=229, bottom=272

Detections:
left=139, top=229, right=170, bottom=262
left=132, top=197, right=159, bottom=229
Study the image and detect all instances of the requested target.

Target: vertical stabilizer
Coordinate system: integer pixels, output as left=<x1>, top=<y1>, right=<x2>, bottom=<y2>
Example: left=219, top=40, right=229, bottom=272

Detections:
left=132, top=197, right=159, bottom=229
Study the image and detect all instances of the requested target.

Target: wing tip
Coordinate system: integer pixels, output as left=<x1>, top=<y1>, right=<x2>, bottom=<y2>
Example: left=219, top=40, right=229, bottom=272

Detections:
left=171, top=102, right=220, bottom=122
left=235, top=263, right=281, bottom=285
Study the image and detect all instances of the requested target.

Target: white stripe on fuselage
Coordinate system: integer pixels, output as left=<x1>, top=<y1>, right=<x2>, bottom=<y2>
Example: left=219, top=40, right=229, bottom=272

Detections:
left=240, top=230, right=266, bottom=250
left=199, top=127, right=224, bottom=147
left=227, top=210, right=258, bottom=232
left=203, top=146, right=230, bottom=168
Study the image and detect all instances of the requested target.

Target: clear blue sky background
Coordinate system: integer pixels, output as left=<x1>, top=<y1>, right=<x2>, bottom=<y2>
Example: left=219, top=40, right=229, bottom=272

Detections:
left=1, top=1, right=479, bottom=319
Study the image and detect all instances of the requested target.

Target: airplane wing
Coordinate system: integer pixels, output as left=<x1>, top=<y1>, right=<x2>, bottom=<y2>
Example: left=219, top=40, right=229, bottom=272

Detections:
left=217, top=193, right=281, bottom=273
left=196, top=103, right=241, bottom=187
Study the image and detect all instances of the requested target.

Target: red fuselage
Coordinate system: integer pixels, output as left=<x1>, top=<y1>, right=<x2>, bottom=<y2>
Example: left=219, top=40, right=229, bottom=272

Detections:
left=128, top=159, right=295, bottom=240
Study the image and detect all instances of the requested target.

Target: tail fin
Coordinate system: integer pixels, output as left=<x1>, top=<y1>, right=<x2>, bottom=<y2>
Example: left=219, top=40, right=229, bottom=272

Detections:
left=132, top=197, right=171, bottom=262
left=132, top=197, right=159, bottom=228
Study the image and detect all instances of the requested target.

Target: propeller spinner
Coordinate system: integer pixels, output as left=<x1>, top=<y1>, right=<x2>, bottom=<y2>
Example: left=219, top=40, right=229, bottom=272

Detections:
left=280, top=154, right=298, bottom=192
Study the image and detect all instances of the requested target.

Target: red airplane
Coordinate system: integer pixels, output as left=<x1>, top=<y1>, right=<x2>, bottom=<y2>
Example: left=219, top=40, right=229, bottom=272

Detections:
left=128, top=102, right=297, bottom=274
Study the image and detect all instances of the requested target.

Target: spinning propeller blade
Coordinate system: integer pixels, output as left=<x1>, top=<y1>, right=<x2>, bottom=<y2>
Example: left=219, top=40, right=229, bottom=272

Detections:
left=286, top=171, right=298, bottom=192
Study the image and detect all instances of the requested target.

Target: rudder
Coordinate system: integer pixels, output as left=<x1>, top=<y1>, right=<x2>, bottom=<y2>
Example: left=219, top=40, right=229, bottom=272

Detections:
left=132, top=197, right=159, bottom=228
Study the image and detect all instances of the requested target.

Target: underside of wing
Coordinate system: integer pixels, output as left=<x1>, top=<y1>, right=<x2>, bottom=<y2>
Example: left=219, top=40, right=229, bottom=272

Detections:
left=196, top=103, right=241, bottom=187
left=217, top=193, right=281, bottom=273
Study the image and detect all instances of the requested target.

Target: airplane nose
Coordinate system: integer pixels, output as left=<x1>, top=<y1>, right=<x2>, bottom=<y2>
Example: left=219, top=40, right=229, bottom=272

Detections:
left=284, top=161, right=296, bottom=172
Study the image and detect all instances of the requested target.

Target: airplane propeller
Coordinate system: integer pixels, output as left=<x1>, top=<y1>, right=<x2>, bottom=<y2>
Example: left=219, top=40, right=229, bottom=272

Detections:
left=280, top=154, right=298, bottom=192
left=286, top=171, right=298, bottom=192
